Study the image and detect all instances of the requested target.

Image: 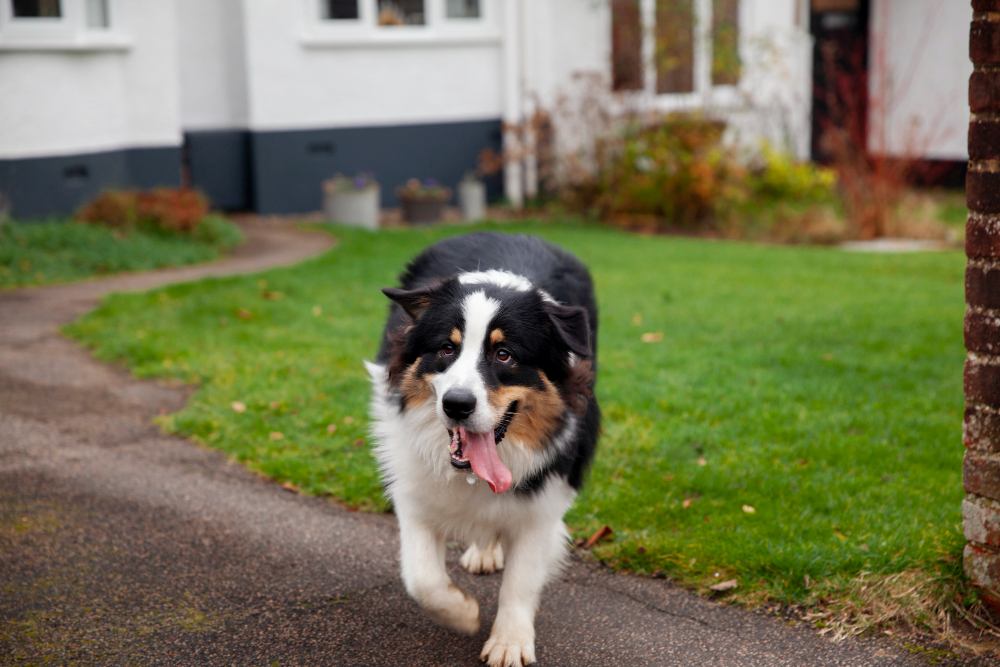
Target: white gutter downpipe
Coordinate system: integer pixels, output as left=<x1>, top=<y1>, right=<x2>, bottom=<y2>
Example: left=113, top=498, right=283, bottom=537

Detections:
left=502, top=0, right=524, bottom=208
left=520, top=0, right=538, bottom=201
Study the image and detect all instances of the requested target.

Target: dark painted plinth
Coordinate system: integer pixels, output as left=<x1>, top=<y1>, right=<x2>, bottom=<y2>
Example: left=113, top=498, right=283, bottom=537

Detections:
left=0, top=146, right=181, bottom=220
left=249, top=119, right=503, bottom=215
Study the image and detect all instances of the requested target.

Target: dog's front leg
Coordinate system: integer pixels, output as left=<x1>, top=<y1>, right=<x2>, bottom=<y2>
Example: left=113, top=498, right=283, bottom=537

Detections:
left=481, top=521, right=567, bottom=667
left=398, top=510, right=480, bottom=634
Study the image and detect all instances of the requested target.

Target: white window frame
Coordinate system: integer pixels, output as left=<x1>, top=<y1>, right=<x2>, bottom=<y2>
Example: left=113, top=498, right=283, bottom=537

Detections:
left=0, top=0, right=128, bottom=51
left=638, top=0, right=745, bottom=111
left=301, top=0, right=499, bottom=49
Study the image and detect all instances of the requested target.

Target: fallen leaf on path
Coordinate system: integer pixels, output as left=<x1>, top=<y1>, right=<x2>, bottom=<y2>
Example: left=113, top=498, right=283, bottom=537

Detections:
left=581, top=525, right=613, bottom=549
left=231, top=401, right=246, bottom=413
left=709, top=579, right=738, bottom=592
left=281, top=482, right=299, bottom=493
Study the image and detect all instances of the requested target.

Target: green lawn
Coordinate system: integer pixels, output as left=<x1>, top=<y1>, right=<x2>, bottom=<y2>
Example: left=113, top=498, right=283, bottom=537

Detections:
left=65, top=220, right=969, bottom=625
left=0, top=217, right=244, bottom=289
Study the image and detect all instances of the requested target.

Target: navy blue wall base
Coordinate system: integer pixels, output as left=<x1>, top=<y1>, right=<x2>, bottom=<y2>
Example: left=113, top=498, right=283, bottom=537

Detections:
left=250, top=119, right=503, bottom=214
left=1, top=119, right=503, bottom=219
left=184, top=130, right=253, bottom=211
left=0, top=146, right=181, bottom=220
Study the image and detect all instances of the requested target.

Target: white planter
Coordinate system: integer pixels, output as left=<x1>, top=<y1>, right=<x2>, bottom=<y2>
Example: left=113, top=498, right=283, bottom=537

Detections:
left=323, top=186, right=380, bottom=230
left=458, top=180, right=487, bottom=221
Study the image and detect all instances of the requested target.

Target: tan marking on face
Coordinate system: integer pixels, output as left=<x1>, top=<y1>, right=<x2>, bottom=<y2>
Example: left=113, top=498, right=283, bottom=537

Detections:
left=450, top=328, right=462, bottom=345
left=490, top=328, right=506, bottom=345
left=488, top=371, right=566, bottom=451
left=400, top=360, right=435, bottom=407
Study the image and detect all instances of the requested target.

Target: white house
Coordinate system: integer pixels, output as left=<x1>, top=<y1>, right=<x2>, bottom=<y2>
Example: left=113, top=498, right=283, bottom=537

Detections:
left=0, top=0, right=970, bottom=219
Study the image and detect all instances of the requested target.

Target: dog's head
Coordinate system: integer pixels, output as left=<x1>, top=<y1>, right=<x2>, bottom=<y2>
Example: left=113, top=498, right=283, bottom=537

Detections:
left=382, top=270, right=593, bottom=493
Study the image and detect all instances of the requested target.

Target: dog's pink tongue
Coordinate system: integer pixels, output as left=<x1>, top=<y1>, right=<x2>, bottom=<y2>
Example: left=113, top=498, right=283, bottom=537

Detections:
left=464, top=429, right=512, bottom=494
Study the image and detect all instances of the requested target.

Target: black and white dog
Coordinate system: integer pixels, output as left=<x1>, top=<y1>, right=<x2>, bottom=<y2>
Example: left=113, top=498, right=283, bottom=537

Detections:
left=366, top=232, right=600, bottom=666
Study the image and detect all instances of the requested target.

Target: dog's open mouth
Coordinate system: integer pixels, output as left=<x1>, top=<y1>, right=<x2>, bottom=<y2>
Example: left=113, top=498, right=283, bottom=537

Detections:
left=448, top=402, right=517, bottom=494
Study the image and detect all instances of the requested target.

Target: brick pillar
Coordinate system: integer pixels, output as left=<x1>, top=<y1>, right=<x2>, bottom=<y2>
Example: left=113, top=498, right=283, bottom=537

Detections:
left=963, top=0, right=1000, bottom=612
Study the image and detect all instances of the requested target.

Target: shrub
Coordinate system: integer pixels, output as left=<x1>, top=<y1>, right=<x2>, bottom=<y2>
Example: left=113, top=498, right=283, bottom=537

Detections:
left=746, top=143, right=837, bottom=203
left=191, top=214, right=245, bottom=250
left=76, top=188, right=210, bottom=235
left=572, top=114, right=748, bottom=229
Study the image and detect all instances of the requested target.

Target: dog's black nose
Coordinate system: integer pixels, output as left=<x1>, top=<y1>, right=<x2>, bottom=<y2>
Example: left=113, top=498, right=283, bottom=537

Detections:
left=442, top=390, right=476, bottom=421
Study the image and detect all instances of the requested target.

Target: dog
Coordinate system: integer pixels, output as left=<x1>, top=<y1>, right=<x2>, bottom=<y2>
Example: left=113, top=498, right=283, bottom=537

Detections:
left=366, top=231, right=600, bottom=666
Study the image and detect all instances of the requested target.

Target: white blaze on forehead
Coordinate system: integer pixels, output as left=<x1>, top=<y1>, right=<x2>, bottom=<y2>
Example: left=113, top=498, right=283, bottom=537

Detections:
left=458, top=269, right=558, bottom=304
left=459, top=269, right=533, bottom=291
left=430, top=290, right=500, bottom=432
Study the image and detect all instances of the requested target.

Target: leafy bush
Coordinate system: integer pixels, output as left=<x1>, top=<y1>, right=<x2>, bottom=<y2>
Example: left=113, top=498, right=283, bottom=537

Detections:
left=746, top=143, right=837, bottom=203
left=586, top=114, right=748, bottom=228
left=76, top=188, right=210, bottom=235
left=191, top=214, right=245, bottom=251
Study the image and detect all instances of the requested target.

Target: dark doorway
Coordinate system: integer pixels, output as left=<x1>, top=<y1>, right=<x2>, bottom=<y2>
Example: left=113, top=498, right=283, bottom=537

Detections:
left=809, top=0, right=871, bottom=162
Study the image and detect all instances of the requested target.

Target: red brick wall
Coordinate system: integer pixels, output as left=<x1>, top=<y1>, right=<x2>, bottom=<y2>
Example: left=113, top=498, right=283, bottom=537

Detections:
left=963, top=0, right=1000, bottom=612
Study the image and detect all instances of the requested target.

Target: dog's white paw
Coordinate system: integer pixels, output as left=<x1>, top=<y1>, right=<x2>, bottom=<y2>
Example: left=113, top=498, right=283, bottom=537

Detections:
left=480, top=628, right=536, bottom=666
left=424, top=584, right=480, bottom=635
left=461, top=543, right=505, bottom=574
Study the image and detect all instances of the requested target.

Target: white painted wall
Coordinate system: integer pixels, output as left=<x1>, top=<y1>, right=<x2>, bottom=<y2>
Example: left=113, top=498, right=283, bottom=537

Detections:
left=175, top=0, right=250, bottom=131
left=726, top=0, right=813, bottom=160
left=240, top=0, right=504, bottom=131
left=0, top=0, right=182, bottom=159
left=869, top=0, right=971, bottom=160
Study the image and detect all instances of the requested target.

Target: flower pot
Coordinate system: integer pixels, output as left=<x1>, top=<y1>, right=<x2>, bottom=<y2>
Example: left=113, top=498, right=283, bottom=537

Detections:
left=458, top=179, right=487, bottom=221
left=400, top=197, right=448, bottom=225
left=323, top=185, right=380, bottom=230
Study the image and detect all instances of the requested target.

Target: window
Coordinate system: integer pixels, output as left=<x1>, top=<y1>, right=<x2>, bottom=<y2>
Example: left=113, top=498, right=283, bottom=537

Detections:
left=711, top=0, right=739, bottom=85
left=611, top=0, right=642, bottom=91
left=377, top=0, right=423, bottom=26
left=446, top=0, right=479, bottom=19
left=655, top=0, right=694, bottom=94
left=1, top=0, right=124, bottom=49
left=12, top=0, right=61, bottom=17
left=610, top=0, right=741, bottom=97
left=323, top=0, right=359, bottom=20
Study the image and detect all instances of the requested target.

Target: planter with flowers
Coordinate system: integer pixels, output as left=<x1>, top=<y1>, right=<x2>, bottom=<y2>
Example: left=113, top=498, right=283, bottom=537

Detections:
left=322, top=173, right=380, bottom=230
left=397, top=178, right=452, bottom=225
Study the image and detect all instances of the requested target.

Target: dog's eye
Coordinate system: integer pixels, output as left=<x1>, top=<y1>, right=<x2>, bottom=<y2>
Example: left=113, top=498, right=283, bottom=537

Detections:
left=495, top=349, right=512, bottom=363
left=442, top=343, right=456, bottom=356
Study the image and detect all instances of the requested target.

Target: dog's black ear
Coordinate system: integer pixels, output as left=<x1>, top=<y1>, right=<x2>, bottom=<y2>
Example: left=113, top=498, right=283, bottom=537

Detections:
left=544, top=302, right=592, bottom=358
left=382, top=281, right=447, bottom=320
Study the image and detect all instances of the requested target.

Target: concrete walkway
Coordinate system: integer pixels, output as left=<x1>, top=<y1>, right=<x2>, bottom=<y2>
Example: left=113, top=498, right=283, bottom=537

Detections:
left=0, top=220, right=971, bottom=666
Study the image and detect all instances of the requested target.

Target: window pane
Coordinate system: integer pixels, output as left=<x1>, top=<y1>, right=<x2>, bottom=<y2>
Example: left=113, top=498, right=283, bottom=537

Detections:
left=378, top=0, right=424, bottom=25
left=12, top=0, right=61, bottom=17
left=655, top=0, right=694, bottom=94
left=446, top=0, right=479, bottom=18
left=86, top=0, right=109, bottom=28
left=611, top=0, right=643, bottom=91
left=323, top=0, right=359, bottom=20
left=711, top=0, right=740, bottom=86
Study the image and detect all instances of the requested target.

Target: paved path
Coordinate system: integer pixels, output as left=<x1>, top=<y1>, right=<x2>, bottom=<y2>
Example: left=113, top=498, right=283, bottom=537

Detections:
left=0, top=220, right=975, bottom=666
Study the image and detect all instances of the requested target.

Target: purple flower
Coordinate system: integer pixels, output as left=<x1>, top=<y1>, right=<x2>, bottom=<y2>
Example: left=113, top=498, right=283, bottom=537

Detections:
left=354, top=175, right=367, bottom=190
left=424, top=178, right=438, bottom=189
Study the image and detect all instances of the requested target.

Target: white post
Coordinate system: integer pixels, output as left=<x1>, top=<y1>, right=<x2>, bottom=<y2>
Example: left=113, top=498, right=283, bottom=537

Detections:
left=520, top=0, right=538, bottom=202
left=502, top=0, right=524, bottom=208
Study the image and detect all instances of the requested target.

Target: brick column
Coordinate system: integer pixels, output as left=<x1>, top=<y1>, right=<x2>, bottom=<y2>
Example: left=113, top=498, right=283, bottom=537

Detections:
left=963, top=0, right=1000, bottom=612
